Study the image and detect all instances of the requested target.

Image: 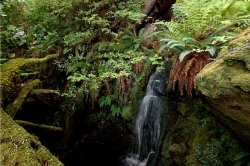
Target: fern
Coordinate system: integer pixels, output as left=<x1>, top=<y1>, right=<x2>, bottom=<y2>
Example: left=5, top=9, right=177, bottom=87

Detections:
left=162, top=0, right=250, bottom=39
left=234, top=152, right=250, bottom=161
left=99, top=95, right=114, bottom=107
left=159, top=23, right=236, bottom=62
left=110, top=104, right=121, bottom=117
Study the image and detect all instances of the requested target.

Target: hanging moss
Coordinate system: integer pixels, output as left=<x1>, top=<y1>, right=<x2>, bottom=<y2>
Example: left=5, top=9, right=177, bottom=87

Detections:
left=0, top=109, right=63, bottom=166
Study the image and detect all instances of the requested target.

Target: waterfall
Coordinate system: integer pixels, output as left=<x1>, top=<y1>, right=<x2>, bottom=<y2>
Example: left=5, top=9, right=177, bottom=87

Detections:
left=120, top=68, right=167, bottom=166
left=135, top=71, right=162, bottom=157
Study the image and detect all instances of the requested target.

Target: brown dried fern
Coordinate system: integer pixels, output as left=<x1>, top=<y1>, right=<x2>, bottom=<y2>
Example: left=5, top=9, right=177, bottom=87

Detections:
left=168, top=52, right=211, bottom=97
left=117, top=75, right=133, bottom=106
left=132, top=61, right=144, bottom=76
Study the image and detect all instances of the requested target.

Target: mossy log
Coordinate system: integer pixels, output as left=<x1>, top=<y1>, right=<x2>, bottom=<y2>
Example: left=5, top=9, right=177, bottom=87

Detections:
left=5, top=79, right=42, bottom=118
left=194, top=27, right=250, bottom=142
left=30, top=89, right=61, bottom=104
left=15, top=120, right=63, bottom=132
left=0, top=54, right=59, bottom=103
left=0, top=109, right=64, bottom=166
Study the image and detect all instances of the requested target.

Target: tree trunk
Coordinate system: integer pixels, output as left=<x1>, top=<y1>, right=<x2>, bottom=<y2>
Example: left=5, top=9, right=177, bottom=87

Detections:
left=141, top=0, right=157, bottom=15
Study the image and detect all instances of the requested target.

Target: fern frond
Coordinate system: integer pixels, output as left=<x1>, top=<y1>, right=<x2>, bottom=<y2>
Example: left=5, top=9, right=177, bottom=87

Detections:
left=170, top=0, right=250, bottom=39
left=111, top=104, right=121, bottom=117
left=205, top=45, right=216, bottom=57
left=99, top=95, right=113, bottom=107
left=158, top=43, right=184, bottom=53
left=144, top=31, right=162, bottom=39
left=182, top=36, right=197, bottom=44
left=179, top=50, right=193, bottom=62
left=234, top=152, right=250, bottom=161
left=221, top=0, right=237, bottom=17
left=122, top=28, right=135, bottom=37
left=138, top=28, right=145, bottom=39
left=169, top=43, right=185, bottom=49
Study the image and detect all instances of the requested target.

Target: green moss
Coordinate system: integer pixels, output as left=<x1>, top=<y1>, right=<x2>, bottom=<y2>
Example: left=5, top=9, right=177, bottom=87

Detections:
left=193, top=124, right=216, bottom=145
left=6, top=79, right=42, bottom=117
left=194, top=27, right=250, bottom=141
left=121, top=105, right=132, bottom=120
left=0, top=54, right=59, bottom=102
left=160, top=97, right=250, bottom=165
left=0, top=109, right=63, bottom=166
left=31, top=89, right=60, bottom=96
left=195, top=27, right=250, bottom=97
left=15, top=120, right=63, bottom=132
left=227, top=27, right=250, bottom=51
left=192, top=126, right=249, bottom=166
left=186, top=149, right=199, bottom=166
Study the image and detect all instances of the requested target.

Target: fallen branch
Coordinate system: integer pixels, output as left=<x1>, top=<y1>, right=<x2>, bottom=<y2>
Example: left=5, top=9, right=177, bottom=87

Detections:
left=30, top=89, right=61, bottom=105
left=15, top=120, right=63, bottom=132
left=6, top=79, right=42, bottom=117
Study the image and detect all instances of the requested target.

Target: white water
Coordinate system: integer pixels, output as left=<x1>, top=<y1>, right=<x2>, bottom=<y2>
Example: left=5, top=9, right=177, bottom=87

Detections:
left=120, top=70, right=166, bottom=166
left=122, top=151, right=155, bottom=166
left=135, top=71, right=160, bottom=156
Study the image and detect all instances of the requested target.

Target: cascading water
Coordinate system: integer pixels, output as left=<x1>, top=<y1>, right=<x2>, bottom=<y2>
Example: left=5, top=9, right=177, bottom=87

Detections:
left=120, top=68, right=167, bottom=166
left=135, top=71, right=163, bottom=157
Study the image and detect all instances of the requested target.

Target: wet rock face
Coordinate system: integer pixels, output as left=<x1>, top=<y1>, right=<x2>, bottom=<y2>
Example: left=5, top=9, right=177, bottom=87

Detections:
left=194, top=27, right=250, bottom=143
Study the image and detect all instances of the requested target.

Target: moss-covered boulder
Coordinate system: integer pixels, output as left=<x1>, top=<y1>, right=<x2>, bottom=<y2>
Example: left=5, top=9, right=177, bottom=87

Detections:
left=0, top=109, right=64, bottom=166
left=194, top=27, right=250, bottom=142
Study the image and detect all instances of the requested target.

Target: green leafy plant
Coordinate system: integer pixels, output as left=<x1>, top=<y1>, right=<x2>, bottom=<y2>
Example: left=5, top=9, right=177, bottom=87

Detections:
left=155, top=0, right=250, bottom=96
left=0, top=25, right=27, bottom=57
left=234, top=152, right=250, bottom=162
left=193, top=135, right=250, bottom=166
left=121, top=105, right=132, bottom=120
left=99, top=95, right=114, bottom=107
left=159, top=24, right=235, bottom=62
left=158, top=24, right=236, bottom=96
left=119, top=25, right=160, bottom=53
left=45, top=111, right=62, bottom=127
left=110, top=104, right=121, bottom=117
left=149, top=54, right=165, bottom=70
left=165, top=0, right=250, bottom=39
left=98, top=95, right=122, bottom=117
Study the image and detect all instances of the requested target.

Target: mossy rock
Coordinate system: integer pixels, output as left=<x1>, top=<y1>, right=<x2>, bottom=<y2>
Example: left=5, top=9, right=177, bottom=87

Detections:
left=194, top=27, right=250, bottom=142
left=0, top=109, right=64, bottom=166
